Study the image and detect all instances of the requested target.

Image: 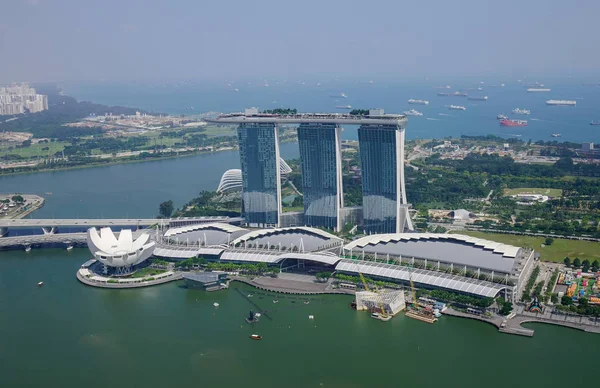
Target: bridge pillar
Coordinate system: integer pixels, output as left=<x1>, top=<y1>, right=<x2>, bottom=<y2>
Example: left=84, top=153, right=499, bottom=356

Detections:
left=0, top=227, right=7, bottom=237
left=42, top=226, right=58, bottom=235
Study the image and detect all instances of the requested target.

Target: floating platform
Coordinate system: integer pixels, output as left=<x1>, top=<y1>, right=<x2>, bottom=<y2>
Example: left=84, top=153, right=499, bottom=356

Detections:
left=405, top=309, right=438, bottom=324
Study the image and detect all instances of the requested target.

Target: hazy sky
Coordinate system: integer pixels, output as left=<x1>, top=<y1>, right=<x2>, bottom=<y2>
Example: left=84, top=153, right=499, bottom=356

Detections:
left=1, top=0, right=599, bottom=83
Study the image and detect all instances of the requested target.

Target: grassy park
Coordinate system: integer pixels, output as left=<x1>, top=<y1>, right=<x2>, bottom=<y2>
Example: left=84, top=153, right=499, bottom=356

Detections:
left=503, top=188, right=563, bottom=197
left=456, top=230, right=600, bottom=263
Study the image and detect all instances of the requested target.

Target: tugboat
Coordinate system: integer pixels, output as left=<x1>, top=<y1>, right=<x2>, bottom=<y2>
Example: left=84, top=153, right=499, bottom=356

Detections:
left=591, top=120, right=600, bottom=126
left=512, top=108, right=531, bottom=115
left=250, top=334, right=262, bottom=340
left=37, top=281, right=44, bottom=287
left=551, top=133, right=562, bottom=137
left=497, top=114, right=508, bottom=120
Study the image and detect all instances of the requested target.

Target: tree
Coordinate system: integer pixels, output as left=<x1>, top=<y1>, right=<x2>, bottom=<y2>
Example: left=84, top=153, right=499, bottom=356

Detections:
left=561, top=295, right=573, bottom=305
left=550, top=293, right=559, bottom=304
left=499, top=301, right=513, bottom=316
left=592, top=260, right=600, bottom=272
left=582, top=259, right=591, bottom=272
left=563, top=257, right=571, bottom=266
left=573, top=257, right=581, bottom=268
left=158, top=200, right=174, bottom=218
left=579, top=297, right=589, bottom=307
left=11, top=195, right=24, bottom=203
left=544, top=237, right=554, bottom=246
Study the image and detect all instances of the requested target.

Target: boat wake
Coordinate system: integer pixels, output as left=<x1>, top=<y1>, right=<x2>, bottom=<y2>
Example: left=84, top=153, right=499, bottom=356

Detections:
left=426, top=118, right=440, bottom=121
left=438, top=113, right=452, bottom=117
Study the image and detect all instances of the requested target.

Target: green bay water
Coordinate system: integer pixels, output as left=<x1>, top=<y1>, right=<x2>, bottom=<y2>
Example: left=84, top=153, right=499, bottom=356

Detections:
left=0, top=249, right=598, bottom=388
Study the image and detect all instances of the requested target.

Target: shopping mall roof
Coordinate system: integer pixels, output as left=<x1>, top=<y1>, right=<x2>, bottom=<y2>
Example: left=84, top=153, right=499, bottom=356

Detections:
left=230, top=226, right=343, bottom=252
left=219, top=250, right=342, bottom=266
left=335, top=259, right=506, bottom=298
left=344, top=233, right=522, bottom=274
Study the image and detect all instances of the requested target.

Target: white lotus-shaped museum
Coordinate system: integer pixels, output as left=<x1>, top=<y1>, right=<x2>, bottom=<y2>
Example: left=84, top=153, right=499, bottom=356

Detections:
left=86, top=227, right=155, bottom=268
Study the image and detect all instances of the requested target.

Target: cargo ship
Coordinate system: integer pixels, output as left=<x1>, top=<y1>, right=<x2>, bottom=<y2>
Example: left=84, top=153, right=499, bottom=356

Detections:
left=546, top=100, right=576, bottom=106
left=408, top=99, right=429, bottom=105
left=512, top=108, right=530, bottom=115
left=467, top=95, right=488, bottom=101
left=527, top=88, right=551, bottom=92
left=451, top=91, right=468, bottom=97
left=448, top=105, right=466, bottom=111
left=590, top=121, right=600, bottom=126
left=500, top=119, right=528, bottom=127
left=335, top=105, right=352, bottom=109
left=437, top=92, right=451, bottom=96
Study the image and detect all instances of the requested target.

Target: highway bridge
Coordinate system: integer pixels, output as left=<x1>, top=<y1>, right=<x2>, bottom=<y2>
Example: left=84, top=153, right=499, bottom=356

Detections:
left=0, top=216, right=244, bottom=237
left=0, top=233, right=88, bottom=249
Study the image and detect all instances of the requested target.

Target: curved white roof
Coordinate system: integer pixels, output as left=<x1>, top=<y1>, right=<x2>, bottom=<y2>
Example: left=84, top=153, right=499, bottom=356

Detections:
left=216, top=158, right=292, bottom=194
left=217, top=169, right=243, bottom=194
left=164, top=222, right=247, bottom=237
left=335, top=259, right=506, bottom=298
left=344, top=233, right=521, bottom=273
left=230, top=226, right=342, bottom=246
left=86, top=227, right=155, bottom=267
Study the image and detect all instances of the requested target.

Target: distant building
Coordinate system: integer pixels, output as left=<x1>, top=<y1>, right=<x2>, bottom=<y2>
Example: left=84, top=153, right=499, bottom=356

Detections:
left=582, top=142, right=594, bottom=151
left=0, top=84, right=48, bottom=115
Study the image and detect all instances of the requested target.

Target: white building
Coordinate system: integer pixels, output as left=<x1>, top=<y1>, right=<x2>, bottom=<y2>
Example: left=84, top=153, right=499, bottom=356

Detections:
left=356, top=290, right=406, bottom=315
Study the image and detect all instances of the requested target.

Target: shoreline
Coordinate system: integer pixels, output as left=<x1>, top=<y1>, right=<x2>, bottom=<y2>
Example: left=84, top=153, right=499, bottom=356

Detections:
left=0, top=137, right=299, bottom=178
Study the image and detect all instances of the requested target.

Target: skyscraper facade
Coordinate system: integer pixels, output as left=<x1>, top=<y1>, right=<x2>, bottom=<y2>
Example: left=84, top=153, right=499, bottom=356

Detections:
left=297, top=123, right=343, bottom=230
left=237, top=122, right=281, bottom=227
left=358, top=123, right=409, bottom=233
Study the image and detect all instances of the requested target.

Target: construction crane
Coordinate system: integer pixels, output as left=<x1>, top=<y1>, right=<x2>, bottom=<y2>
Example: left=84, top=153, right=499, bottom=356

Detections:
left=355, top=258, right=387, bottom=316
left=409, top=266, right=419, bottom=311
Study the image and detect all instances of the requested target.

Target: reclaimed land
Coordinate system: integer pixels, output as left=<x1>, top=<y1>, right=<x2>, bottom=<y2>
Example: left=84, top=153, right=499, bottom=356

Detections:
left=455, top=230, right=600, bottom=263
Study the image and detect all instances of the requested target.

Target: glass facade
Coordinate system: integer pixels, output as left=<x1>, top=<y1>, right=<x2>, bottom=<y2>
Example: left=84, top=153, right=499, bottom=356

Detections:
left=298, top=123, right=342, bottom=230
left=358, top=124, right=403, bottom=233
left=237, top=123, right=281, bottom=227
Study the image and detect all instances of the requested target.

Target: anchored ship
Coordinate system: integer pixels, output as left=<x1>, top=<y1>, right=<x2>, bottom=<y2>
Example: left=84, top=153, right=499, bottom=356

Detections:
left=500, top=119, right=528, bottom=127
left=403, top=109, right=423, bottom=116
left=467, top=96, right=488, bottom=101
left=448, top=105, right=466, bottom=111
left=591, top=121, right=600, bottom=126
left=335, top=105, right=352, bottom=109
left=512, top=108, right=531, bottom=115
left=527, top=88, right=551, bottom=92
left=497, top=114, right=508, bottom=120
left=408, top=99, right=429, bottom=105
left=546, top=100, right=576, bottom=106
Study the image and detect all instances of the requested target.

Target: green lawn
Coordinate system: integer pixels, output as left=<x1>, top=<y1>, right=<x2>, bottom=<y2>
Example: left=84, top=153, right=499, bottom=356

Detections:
left=503, top=188, right=563, bottom=197
left=200, top=125, right=237, bottom=138
left=455, top=230, right=600, bottom=263
left=0, top=141, right=67, bottom=158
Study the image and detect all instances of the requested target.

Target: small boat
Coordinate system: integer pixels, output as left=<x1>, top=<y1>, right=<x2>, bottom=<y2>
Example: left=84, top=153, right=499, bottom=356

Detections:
left=272, top=300, right=279, bottom=304
left=552, top=133, right=562, bottom=137
left=408, top=99, right=429, bottom=105
left=66, top=245, right=74, bottom=251
left=497, top=114, right=508, bottom=120
left=371, top=312, right=392, bottom=322
left=308, top=315, right=314, bottom=320
left=45, top=192, right=52, bottom=195
left=37, top=281, right=44, bottom=287
left=250, top=334, right=262, bottom=340
left=304, top=301, right=310, bottom=305
left=213, top=302, right=220, bottom=307
left=25, top=246, right=32, bottom=252
left=247, top=294, right=253, bottom=298
left=591, top=121, right=600, bottom=126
